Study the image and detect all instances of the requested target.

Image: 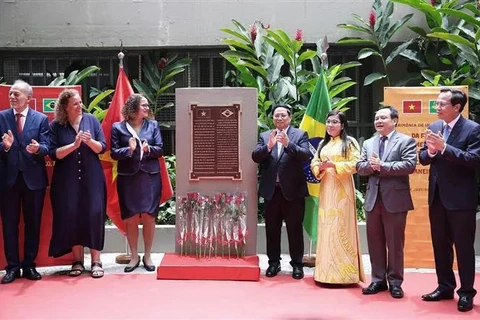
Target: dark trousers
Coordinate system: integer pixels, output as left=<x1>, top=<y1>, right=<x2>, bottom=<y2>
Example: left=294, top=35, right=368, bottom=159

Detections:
left=0, top=173, right=46, bottom=271
left=366, top=196, right=407, bottom=286
left=429, top=188, right=477, bottom=298
left=264, top=186, right=304, bottom=267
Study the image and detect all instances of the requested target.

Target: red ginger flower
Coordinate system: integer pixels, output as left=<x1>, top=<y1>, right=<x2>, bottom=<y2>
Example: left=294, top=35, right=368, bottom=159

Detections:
left=295, top=29, right=303, bottom=41
left=250, top=24, right=257, bottom=42
left=369, top=10, right=376, bottom=29
left=157, top=58, right=169, bottom=69
left=430, top=0, right=436, bottom=5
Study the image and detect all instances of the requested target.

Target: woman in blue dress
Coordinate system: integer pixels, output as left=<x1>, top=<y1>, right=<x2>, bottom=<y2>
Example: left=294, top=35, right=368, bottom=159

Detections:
left=111, top=94, right=163, bottom=273
left=48, top=89, right=107, bottom=278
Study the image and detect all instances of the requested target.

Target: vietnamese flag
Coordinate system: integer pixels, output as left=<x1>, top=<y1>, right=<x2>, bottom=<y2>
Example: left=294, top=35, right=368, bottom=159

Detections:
left=402, top=100, right=422, bottom=114
left=100, top=66, right=174, bottom=234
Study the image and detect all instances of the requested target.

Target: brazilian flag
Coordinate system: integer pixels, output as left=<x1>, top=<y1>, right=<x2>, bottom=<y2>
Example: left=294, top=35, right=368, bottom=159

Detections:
left=299, top=69, right=331, bottom=243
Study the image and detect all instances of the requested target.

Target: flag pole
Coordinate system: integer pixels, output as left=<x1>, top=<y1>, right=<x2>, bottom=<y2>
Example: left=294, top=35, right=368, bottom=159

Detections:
left=114, top=49, right=131, bottom=265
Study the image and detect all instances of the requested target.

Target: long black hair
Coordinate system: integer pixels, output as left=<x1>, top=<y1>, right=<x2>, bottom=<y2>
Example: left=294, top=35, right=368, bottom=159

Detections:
left=316, top=109, right=357, bottom=159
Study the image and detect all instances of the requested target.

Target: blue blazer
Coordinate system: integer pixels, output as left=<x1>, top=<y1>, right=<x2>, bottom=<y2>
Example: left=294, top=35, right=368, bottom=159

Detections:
left=111, top=119, right=163, bottom=175
left=252, top=127, right=310, bottom=201
left=419, top=116, right=480, bottom=211
left=0, top=108, right=49, bottom=191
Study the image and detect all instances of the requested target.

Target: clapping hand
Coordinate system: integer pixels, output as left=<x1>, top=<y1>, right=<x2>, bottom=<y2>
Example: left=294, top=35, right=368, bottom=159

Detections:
left=425, top=129, right=445, bottom=154
left=267, top=130, right=276, bottom=150
left=128, top=137, right=137, bottom=152
left=26, top=139, right=40, bottom=154
left=368, top=152, right=381, bottom=171
left=318, top=156, right=335, bottom=170
left=141, top=140, right=149, bottom=153
left=2, top=130, right=14, bottom=150
left=276, top=130, right=289, bottom=147
left=73, top=130, right=83, bottom=149
left=79, top=130, right=92, bottom=146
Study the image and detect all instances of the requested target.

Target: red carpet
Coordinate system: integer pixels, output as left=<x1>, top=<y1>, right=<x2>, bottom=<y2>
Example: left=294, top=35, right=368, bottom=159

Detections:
left=157, top=254, right=260, bottom=281
left=1, top=273, right=479, bottom=319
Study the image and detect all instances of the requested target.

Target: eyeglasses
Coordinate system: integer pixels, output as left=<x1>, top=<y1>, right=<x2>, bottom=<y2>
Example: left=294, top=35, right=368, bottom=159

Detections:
left=273, top=113, right=289, bottom=119
left=140, top=103, right=150, bottom=109
left=326, top=120, right=341, bottom=125
left=435, top=101, right=451, bottom=108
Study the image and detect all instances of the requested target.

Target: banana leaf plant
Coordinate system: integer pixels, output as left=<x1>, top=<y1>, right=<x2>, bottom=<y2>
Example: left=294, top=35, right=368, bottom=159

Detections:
left=83, top=87, right=115, bottom=122
left=337, top=0, right=413, bottom=86
left=49, top=66, right=101, bottom=86
left=133, top=54, right=192, bottom=119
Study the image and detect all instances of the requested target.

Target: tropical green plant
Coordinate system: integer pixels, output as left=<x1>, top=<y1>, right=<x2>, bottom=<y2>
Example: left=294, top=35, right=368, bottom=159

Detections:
left=391, top=0, right=480, bottom=114
left=83, top=87, right=115, bottom=122
left=157, top=154, right=176, bottom=225
left=48, top=66, right=101, bottom=86
left=355, top=189, right=366, bottom=222
left=221, top=20, right=360, bottom=129
left=337, top=0, right=413, bottom=86
left=133, top=54, right=191, bottom=119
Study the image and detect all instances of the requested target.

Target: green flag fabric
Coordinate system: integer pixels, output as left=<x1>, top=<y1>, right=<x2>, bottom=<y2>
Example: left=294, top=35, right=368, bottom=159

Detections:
left=299, top=69, right=332, bottom=242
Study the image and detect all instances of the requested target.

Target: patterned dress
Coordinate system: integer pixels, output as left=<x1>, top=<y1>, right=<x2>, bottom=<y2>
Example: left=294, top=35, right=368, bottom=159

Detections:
left=311, top=136, right=365, bottom=284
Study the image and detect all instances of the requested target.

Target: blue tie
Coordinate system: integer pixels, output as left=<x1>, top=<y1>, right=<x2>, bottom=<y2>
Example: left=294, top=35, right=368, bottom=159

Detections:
left=443, top=124, right=451, bottom=141
left=379, top=136, right=387, bottom=159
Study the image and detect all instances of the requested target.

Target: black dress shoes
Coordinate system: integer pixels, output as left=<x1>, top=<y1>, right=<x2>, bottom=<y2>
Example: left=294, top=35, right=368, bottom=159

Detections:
left=362, top=282, right=388, bottom=294
left=124, top=256, right=141, bottom=273
left=265, top=264, right=281, bottom=277
left=421, top=289, right=454, bottom=301
left=389, top=285, right=404, bottom=299
left=23, top=267, right=42, bottom=281
left=1, top=269, right=21, bottom=284
left=292, top=266, right=304, bottom=280
left=458, top=296, right=474, bottom=312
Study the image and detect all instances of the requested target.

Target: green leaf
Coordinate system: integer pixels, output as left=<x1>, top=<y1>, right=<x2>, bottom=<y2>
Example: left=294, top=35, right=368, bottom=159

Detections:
left=336, top=23, right=372, bottom=34
left=464, top=3, right=480, bottom=17
left=420, top=70, right=438, bottom=84
left=297, top=50, right=317, bottom=65
left=220, top=28, right=252, bottom=44
left=330, top=77, right=353, bottom=88
left=222, top=39, right=256, bottom=55
left=336, top=61, right=362, bottom=72
left=74, top=66, right=101, bottom=85
left=133, top=80, right=156, bottom=105
left=427, top=32, right=476, bottom=50
left=87, top=89, right=114, bottom=112
left=264, top=37, right=293, bottom=66
left=385, top=14, right=414, bottom=44
left=329, top=82, right=356, bottom=99
left=358, top=48, right=382, bottom=60
left=408, top=26, right=427, bottom=37
left=267, top=54, right=284, bottom=85
left=364, top=72, right=387, bottom=86
left=221, top=50, right=261, bottom=65
left=237, top=60, right=268, bottom=78
left=390, top=0, right=442, bottom=26
left=336, top=37, right=377, bottom=46
left=65, top=70, right=79, bottom=85
left=332, top=97, right=357, bottom=110
left=156, top=81, right=175, bottom=96
left=438, top=8, right=480, bottom=28
left=468, top=87, right=480, bottom=100
left=163, top=68, right=186, bottom=82
left=385, top=39, right=414, bottom=65
left=440, top=57, right=452, bottom=65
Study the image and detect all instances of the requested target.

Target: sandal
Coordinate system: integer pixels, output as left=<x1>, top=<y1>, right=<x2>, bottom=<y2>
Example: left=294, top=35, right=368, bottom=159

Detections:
left=91, top=261, right=104, bottom=279
left=68, top=261, right=85, bottom=277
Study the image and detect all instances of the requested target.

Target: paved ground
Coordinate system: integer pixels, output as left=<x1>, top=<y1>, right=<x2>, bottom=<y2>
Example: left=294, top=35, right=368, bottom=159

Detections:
left=2, top=253, right=479, bottom=277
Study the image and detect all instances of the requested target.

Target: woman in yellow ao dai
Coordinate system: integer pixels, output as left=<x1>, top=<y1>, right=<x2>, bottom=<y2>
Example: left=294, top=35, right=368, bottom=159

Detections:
left=310, top=110, right=365, bottom=284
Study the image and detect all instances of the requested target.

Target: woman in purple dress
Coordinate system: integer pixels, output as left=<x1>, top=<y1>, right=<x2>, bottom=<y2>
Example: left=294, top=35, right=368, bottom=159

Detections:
left=48, top=89, right=107, bottom=278
left=111, top=94, right=163, bottom=273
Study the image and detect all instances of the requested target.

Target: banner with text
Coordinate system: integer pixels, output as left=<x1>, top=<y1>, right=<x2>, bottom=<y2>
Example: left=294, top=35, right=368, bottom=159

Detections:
left=384, top=86, right=468, bottom=268
left=0, top=84, right=82, bottom=269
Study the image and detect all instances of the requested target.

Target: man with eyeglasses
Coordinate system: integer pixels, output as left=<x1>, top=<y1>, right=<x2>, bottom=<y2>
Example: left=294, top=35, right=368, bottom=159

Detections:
left=252, top=103, right=310, bottom=280
left=419, top=88, right=480, bottom=312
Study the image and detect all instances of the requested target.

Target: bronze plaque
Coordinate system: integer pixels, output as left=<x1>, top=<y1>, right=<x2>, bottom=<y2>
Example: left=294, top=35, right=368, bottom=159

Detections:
left=190, top=104, right=242, bottom=180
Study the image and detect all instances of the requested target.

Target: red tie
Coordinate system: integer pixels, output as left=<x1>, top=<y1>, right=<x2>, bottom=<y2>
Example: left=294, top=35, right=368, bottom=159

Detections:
left=16, top=113, right=23, bottom=134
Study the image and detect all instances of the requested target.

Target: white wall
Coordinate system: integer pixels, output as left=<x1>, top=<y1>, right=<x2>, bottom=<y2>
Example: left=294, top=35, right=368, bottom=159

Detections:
left=0, top=0, right=423, bottom=49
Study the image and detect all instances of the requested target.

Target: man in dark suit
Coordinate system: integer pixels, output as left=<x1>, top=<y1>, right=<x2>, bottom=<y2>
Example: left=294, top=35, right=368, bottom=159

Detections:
left=357, top=106, right=417, bottom=299
left=252, top=104, right=310, bottom=279
left=0, top=80, right=49, bottom=284
left=419, top=88, right=480, bottom=312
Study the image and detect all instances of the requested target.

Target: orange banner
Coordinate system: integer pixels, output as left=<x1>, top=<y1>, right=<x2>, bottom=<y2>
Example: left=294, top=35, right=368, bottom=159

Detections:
left=0, top=84, right=81, bottom=269
left=384, top=86, right=468, bottom=268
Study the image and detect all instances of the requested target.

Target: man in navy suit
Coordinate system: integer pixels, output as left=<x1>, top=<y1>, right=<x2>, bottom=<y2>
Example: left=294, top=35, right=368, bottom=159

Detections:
left=252, top=104, right=310, bottom=279
left=0, top=80, right=49, bottom=284
left=419, top=88, right=480, bottom=312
